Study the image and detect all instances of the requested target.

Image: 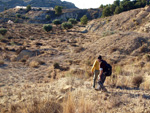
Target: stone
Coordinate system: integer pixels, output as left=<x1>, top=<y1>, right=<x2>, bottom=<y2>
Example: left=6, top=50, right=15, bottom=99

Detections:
left=16, top=49, right=40, bottom=61
left=60, top=85, right=72, bottom=93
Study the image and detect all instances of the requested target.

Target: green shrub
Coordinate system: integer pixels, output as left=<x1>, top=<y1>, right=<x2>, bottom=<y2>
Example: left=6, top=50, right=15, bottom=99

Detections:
left=16, top=14, right=21, bottom=18
left=0, top=28, right=7, bottom=35
left=54, top=6, right=62, bottom=15
left=80, top=15, right=88, bottom=25
left=68, top=18, right=78, bottom=25
left=26, top=5, right=31, bottom=12
left=46, top=15, right=51, bottom=20
left=52, top=19, right=62, bottom=25
left=43, top=24, right=52, bottom=32
left=61, top=22, right=73, bottom=30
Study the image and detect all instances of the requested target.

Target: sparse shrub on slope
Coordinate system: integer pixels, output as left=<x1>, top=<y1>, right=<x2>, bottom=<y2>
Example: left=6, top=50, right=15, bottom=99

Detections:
left=16, top=13, right=21, bottom=18
left=132, top=76, right=144, bottom=88
left=61, top=22, right=73, bottom=30
left=43, top=24, right=52, bottom=32
left=26, top=5, right=31, bottom=12
left=53, top=62, right=60, bottom=69
left=46, top=15, right=51, bottom=20
left=54, top=6, right=62, bottom=15
left=52, top=19, right=62, bottom=25
left=80, top=15, right=88, bottom=25
left=0, top=28, right=7, bottom=35
left=68, top=18, right=78, bottom=25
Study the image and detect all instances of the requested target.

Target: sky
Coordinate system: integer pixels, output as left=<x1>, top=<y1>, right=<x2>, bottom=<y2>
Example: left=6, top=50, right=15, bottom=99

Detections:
left=61, top=0, right=114, bottom=9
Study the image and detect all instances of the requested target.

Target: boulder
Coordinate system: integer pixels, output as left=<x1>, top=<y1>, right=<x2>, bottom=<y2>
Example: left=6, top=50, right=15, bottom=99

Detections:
left=16, top=49, right=40, bottom=61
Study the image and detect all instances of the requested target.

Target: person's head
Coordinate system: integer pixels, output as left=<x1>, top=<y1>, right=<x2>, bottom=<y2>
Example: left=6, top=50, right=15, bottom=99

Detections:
left=97, top=55, right=102, bottom=62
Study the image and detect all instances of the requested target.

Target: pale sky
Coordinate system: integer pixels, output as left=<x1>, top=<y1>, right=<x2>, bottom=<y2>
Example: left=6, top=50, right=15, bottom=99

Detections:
left=61, top=0, right=114, bottom=9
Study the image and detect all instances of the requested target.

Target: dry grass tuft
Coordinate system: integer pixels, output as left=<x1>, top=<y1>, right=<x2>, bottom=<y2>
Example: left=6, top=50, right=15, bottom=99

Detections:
left=63, top=94, right=75, bottom=113
left=109, top=47, right=118, bottom=54
left=132, top=76, right=144, bottom=88
left=0, top=60, right=4, bottom=66
left=63, top=93, right=94, bottom=113
left=29, top=60, right=45, bottom=68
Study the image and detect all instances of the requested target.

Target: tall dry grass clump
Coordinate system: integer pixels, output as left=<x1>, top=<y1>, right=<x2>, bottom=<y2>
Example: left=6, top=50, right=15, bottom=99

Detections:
left=63, top=94, right=75, bottom=113
left=63, top=93, right=94, bottom=113
left=10, top=99, right=63, bottom=113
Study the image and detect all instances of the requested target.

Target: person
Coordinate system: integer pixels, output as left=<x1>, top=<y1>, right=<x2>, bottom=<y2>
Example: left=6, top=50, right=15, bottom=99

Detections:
left=91, top=56, right=100, bottom=88
left=96, top=55, right=107, bottom=91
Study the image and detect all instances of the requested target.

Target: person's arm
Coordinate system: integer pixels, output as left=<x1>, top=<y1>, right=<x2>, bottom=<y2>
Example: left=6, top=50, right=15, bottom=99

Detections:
left=91, top=60, right=96, bottom=73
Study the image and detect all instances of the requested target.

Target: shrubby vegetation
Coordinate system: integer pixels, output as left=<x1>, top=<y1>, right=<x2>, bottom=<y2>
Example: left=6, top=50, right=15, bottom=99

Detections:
left=80, top=15, right=88, bottom=25
left=54, top=6, right=63, bottom=15
left=43, top=24, right=53, bottom=32
left=61, top=22, right=73, bottom=30
left=68, top=18, right=78, bottom=25
left=0, top=28, right=7, bottom=35
left=101, top=0, right=149, bottom=17
left=53, top=19, right=62, bottom=25
left=46, top=15, right=51, bottom=20
left=26, top=5, right=31, bottom=12
left=16, top=13, right=21, bottom=18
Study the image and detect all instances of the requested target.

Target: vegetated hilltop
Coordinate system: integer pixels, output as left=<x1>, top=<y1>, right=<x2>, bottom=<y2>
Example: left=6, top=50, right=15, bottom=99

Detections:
left=0, top=0, right=77, bottom=12
left=0, top=6, right=150, bottom=113
left=0, top=7, right=102, bottom=24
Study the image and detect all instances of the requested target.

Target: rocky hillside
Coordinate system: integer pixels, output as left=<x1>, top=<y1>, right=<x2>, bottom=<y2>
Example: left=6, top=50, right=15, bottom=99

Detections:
left=0, top=0, right=77, bottom=12
left=85, top=6, right=150, bottom=35
left=0, top=8, right=102, bottom=23
left=1, top=6, right=150, bottom=113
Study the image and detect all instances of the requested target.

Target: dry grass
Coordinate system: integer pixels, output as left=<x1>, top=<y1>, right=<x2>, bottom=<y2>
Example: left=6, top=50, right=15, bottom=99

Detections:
left=10, top=100, right=63, bottom=113
left=29, top=60, right=40, bottom=68
left=63, top=93, right=94, bottom=113
left=63, top=94, right=76, bottom=113
left=29, top=60, right=45, bottom=68
left=0, top=60, right=4, bottom=66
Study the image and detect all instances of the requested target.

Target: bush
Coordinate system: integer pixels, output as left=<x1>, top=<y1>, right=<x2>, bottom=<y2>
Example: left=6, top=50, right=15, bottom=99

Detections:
left=43, top=24, right=52, bottom=32
left=53, top=62, right=60, bottom=69
left=52, top=19, right=62, bottom=25
left=46, top=15, right=51, bottom=20
left=80, top=15, right=88, bottom=25
left=68, top=18, right=78, bottom=25
left=132, top=76, right=144, bottom=88
left=61, top=22, right=73, bottom=30
left=54, top=6, right=62, bottom=15
left=16, top=14, right=21, bottom=18
left=26, top=5, right=31, bottom=12
left=0, top=28, right=7, bottom=35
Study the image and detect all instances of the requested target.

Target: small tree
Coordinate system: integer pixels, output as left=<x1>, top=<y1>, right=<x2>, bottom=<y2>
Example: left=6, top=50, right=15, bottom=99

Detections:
left=52, top=19, right=62, bottom=26
left=68, top=18, right=78, bottom=25
left=54, top=6, right=62, bottom=15
left=0, top=28, right=7, bottom=35
left=26, top=5, right=31, bottom=12
left=45, top=15, right=51, bottom=20
left=80, top=15, right=88, bottom=25
left=61, top=22, right=73, bottom=30
left=114, top=6, right=122, bottom=14
left=102, top=6, right=112, bottom=17
left=43, top=24, right=53, bottom=32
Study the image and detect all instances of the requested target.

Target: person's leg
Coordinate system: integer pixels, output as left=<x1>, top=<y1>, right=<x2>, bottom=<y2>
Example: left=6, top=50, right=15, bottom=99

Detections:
left=93, top=70, right=99, bottom=88
left=97, top=73, right=106, bottom=90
